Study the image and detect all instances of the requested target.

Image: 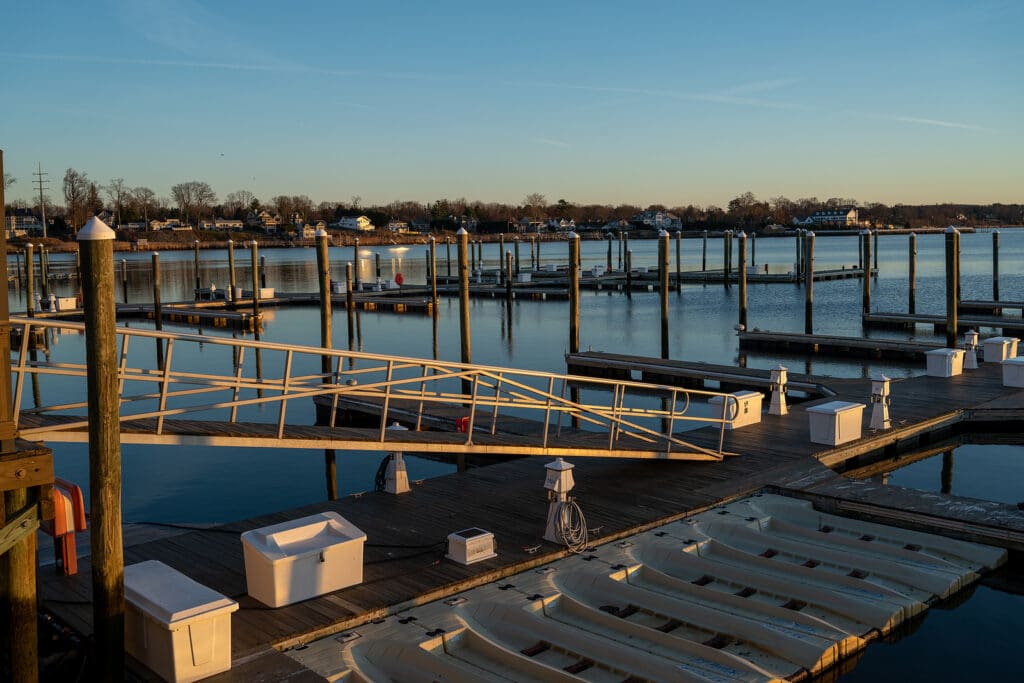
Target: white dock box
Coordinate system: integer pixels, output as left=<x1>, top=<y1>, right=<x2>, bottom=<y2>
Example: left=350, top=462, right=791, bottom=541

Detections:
left=708, top=391, right=763, bottom=430
left=1002, top=357, right=1024, bottom=388
left=445, top=527, right=497, bottom=565
left=984, top=336, right=1018, bottom=362
left=925, top=348, right=964, bottom=377
left=517, top=272, right=532, bottom=283
left=125, top=560, right=238, bottom=683
left=807, top=401, right=865, bottom=446
left=241, top=512, right=366, bottom=608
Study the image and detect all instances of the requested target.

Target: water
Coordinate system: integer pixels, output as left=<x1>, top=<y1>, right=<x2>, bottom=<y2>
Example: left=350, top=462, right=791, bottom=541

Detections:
left=8, top=228, right=1024, bottom=679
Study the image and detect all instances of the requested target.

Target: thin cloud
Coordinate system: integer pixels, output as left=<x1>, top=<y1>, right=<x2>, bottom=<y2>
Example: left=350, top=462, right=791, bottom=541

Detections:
left=892, top=115, right=988, bottom=131
left=711, top=77, right=801, bottom=96
left=533, top=137, right=570, bottom=148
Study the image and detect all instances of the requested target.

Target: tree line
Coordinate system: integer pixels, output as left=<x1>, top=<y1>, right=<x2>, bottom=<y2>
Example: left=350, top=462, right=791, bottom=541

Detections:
left=4, top=167, right=1022, bottom=237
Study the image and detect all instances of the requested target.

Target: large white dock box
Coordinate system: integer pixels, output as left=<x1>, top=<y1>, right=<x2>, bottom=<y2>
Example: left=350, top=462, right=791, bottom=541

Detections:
left=241, top=512, right=366, bottom=608
left=984, top=336, right=1018, bottom=362
left=125, top=560, right=238, bottom=683
left=925, top=348, right=964, bottom=377
left=708, top=390, right=763, bottom=430
left=1002, top=357, right=1024, bottom=388
left=807, top=401, right=865, bottom=446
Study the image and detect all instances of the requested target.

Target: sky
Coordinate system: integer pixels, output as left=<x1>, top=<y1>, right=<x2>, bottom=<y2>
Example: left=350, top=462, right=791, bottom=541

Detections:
left=1, top=0, right=1021, bottom=210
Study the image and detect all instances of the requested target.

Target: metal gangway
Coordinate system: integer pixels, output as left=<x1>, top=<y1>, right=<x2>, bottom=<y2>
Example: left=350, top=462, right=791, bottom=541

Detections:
left=11, top=318, right=740, bottom=460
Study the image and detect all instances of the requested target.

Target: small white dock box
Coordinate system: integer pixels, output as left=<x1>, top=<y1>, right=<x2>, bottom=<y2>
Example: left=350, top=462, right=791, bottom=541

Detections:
left=125, top=560, right=238, bottom=683
left=708, top=391, right=763, bottom=430
left=807, top=401, right=865, bottom=446
left=241, top=512, right=366, bottom=608
left=517, top=272, right=532, bottom=283
left=445, top=528, right=497, bottom=565
left=1002, top=357, right=1024, bottom=388
left=984, top=336, right=1018, bottom=362
left=925, top=348, right=964, bottom=377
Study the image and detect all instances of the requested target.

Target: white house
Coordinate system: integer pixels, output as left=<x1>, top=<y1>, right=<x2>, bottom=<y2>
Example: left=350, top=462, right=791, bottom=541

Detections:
left=546, top=218, right=576, bottom=231
left=807, top=208, right=859, bottom=226
left=335, top=215, right=375, bottom=232
left=386, top=220, right=410, bottom=233
left=634, top=210, right=682, bottom=230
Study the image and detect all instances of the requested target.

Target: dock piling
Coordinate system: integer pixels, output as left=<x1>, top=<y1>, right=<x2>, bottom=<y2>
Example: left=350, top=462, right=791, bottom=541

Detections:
left=445, top=236, right=452, bottom=277
left=227, top=239, right=236, bottom=302
left=675, top=230, right=682, bottom=293
left=120, top=258, right=127, bottom=303
left=805, top=231, right=814, bottom=334
left=79, top=216, right=126, bottom=681
left=457, top=229, right=472, bottom=396
left=514, top=237, right=521, bottom=276
left=25, top=244, right=34, bottom=317
left=260, top=255, right=267, bottom=289
left=738, top=231, right=748, bottom=332
left=861, top=229, right=872, bottom=319
left=429, top=236, right=438, bottom=312
left=374, top=252, right=381, bottom=280
left=315, top=229, right=336, bottom=501
left=625, top=249, right=633, bottom=297
left=993, top=230, right=1000, bottom=301
left=39, top=246, right=49, bottom=299
left=908, top=233, right=916, bottom=314
left=505, top=250, right=514, bottom=309
left=569, top=232, right=581, bottom=427
left=606, top=232, right=613, bottom=273
left=945, top=227, right=960, bottom=347
left=873, top=229, right=879, bottom=274
left=658, top=230, right=669, bottom=358
left=618, top=231, right=624, bottom=270
left=250, top=241, right=261, bottom=325
left=345, top=263, right=354, bottom=351
left=152, top=253, right=164, bottom=369
left=193, top=240, right=200, bottom=292
left=353, top=238, right=361, bottom=291
left=702, top=230, right=708, bottom=271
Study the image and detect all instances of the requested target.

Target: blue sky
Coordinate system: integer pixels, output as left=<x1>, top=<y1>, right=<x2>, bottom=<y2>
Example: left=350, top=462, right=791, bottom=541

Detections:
left=2, top=0, right=1021, bottom=209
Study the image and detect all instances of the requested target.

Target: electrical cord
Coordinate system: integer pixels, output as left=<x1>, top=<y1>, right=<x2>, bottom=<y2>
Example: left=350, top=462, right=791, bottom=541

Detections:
left=555, top=498, right=588, bottom=553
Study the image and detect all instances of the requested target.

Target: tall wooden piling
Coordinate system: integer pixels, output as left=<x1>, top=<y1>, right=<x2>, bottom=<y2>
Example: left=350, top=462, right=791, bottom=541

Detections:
left=14, top=250, right=22, bottom=285
left=505, top=250, right=514, bottom=307
left=152, top=253, right=164, bottom=369
left=873, top=229, right=879, bottom=273
left=469, top=238, right=476, bottom=272
left=120, top=258, right=128, bottom=303
left=861, top=229, right=872, bottom=318
left=353, top=238, right=361, bottom=290
left=908, top=233, right=917, bottom=314
left=227, top=239, right=236, bottom=302
left=945, top=227, right=959, bottom=347
left=530, top=236, right=537, bottom=270
left=429, top=236, right=438, bottom=312
left=658, top=231, right=670, bottom=358
left=445, top=236, right=452, bottom=276
left=606, top=232, right=613, bottom=272
left=193, top=240, right=201, bottom=291
left=623, top=231, right=629, bottom=270
left=499, top=234, right=505, bottom=272
left=569, top=233, right=581, bottom=426
left=750, top=231, right=757, bottom=266
left=457, top=229, right=472, bottom=395
left=702, top=230, right=708, bottom=271
left=536, top=237, right=542, bottom=270
left=794, top=229, right=802, bottom=281
left=374, top=252, right=381, bottom=280
left=738, top=231, right=748, bottom=331
left=250, top=241, right=261, bottom=322
left=315, top=229, right=337, bottom=501
left=39, top=246, right=49, bottom=299
left=805, top=231, right=815, bottom=334
left=675, top=230, right=682, bottom=293
left=79, top=217, right=125, bottom=681
left=25, top=244, right=34, bottom=317
left=345, top=263, right=354, bottom=351
left=625, top=249, right=633, bottom=297
left=723, top=230, right=731, bottom=290
left=514, top=237, right=521, bottom=276
left=618, top=231, right=624, bottom=270
left=993, top=230, right=1000, bottom=301
left=857, top=232, right=863, bottom=270
left=260, top=255, right=267, bottom=289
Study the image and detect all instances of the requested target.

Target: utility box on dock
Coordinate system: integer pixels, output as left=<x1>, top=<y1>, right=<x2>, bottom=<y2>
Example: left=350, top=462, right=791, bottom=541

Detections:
left=708, top=391, right=763, bottom=430
left=984, top=336, right=1018, bottom=362
left=1001, top=357, right=1024, bottom=388
left=125, top=560, right=238, bottom=683
left=241, top=512, right=366, bottom=608
left=807, top=401, right=865, bottom=446
left=925, top=349, right=965, bottom=377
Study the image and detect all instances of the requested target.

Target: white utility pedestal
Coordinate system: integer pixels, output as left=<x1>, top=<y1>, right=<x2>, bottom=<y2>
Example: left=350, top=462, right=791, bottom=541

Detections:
left=768, top=365, right=788, bottom=416
left=807, top=401, right=865, bottom=446
left=984, top=336, right=1019, bottom=361
left=543, top=458, right=575, bottom=545
left=125, top=560, right=238, bottom=683
left=925, top=348, right=965, bottom=377
left=241, top=512, right=366, bottom=607
left=709, top=391, right=763, bottom=430
left=383, top=422, right=410, bottom=494
left=963, top=330, right=979, bottom=370
left=1001, top=357, right=1024, bottom=388
left=870, top=373, right=891, bottom=430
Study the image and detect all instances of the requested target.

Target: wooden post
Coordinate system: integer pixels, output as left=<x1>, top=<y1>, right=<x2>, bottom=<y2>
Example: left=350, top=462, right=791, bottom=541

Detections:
left=873, top=229, right=879, bottom=273
left=945, top=227, right=959, bottom=347
left=618, top=231, right=624, bottom=270
left=623, top=231, right=629, bottom=272
left=498, top=234, right=505, bottom=275
left=738, top=231, right=748, bottom=332
left=861, top=229, right=872, bottom=318
left=457, top=229, right=472, bottom=396
left=14, top=250, right=22, bottom=284
left=751, top=231, right=757, bottom=266
left=857, top=232, right=863, bottom=269
left=24, top=244, right=34, bottom=317
left=75, top=248, right=82, bottom=284
left=39, top=246, right=49, bottom=299
left=530, top=235, right=537, bottom=271
left=78, top=216, right=125, bottom=681
left=658, top=230, right=669, bottom=358
left=445, top=236, right=452, bottom=276
left=193, top=240, right=201, bottom=292
left=429, top=236, right=438, bottom=313
left=569, top=233, right=580, bottom=356
left=315, top=229, right=337, bottom=501
left=941, top=450, right=954, bottom=494
left=469, top=238, right=475, bottom=272
left=536, top=237, right=542, bottom=270
left=227, top=239, right=236, bottom=302
left=260, top=255, right=267, bottom=289
left=795, top=229, right=803, bottom=282
left=993, top=230, right=1000, bottom=301
left=345, top=263, right=355, bottom=351
left=353, top=237, right=361, bottom=290
left=805, top=231, right=815, bottom=334
left=514, top=237, right=521, bottom=276
left=152, top=253, right=164, bottom=370
left=625, top=249, right=633, bottom=297
left=120, top=258, right=128, bottom=304
left=250, top=241, right=261, bottom=321
left=505, top=250, right=514, bottom=307
left=374, top=252, right=381, bottom=280
left=908, top=233, right=917, bottom=314
left=723, top=230, right=731, bottom=290
left=606, top=232, right=613, bottom=273
left=675, top=230, right=682, bottom=293
left=701, top=230, right=708, bottom=271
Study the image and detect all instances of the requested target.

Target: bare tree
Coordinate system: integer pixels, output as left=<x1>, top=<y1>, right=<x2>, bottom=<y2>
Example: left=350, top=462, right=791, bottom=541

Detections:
left=106, top=178, right=129, bottom=227
left=133, top=186, right=156, bottom=226
left=524, top=193, right=546, bottom=219
left=3, top=173, right=14, bottom=190
left=63, top=168, right=91, bottom=233
left=223, top=190, right=254, bottom=218
left=171, top=181, right=217, bottom=226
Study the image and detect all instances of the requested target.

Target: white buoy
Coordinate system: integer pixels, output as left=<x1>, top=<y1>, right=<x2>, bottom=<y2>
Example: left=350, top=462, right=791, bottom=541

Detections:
left=870, top=373, right=892, bottom=430
left=769, top=365, right=788, bottom=416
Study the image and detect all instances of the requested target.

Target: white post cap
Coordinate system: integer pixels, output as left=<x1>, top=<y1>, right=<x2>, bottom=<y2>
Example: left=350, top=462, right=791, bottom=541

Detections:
left=77, top=216, right=116, bottom=241
left=568, top=231, right=579, bottom=239
left=457, top=228, right=467, bottom=235
left=545, top=457, right=574, bottom=471
left=658, top=229, right=669, bottom=237
left=738, top=231, right=747, bottom=238
left=860, top=229, right=872, bottom=236
left=806, top=231, right=814, bottom=237
left=945, top=225, right=957, bottom=233
left=315, top=228, right=328, bottom=237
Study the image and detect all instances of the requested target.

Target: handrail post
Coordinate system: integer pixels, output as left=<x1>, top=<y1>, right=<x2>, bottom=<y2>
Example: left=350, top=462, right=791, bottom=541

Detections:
left=13, top=321, right=32, bottom=427
left=229, top=346, right=245, bottom=423
left=156, top=339, right=175, bottom=434
left=416, top=363, right=428, bottom=432
left=490, top=373, right=503, bottom=435
left=665, top=389, right=678, bottom=455
left=378, top=360, right=394, bottom=441
left=277, top=350, right=293, bottom=439
left=329, top=354, right=343, bottom=428
left=542, top=377, right=554, bottom=448
left=465, top=374, right=479, bottom=445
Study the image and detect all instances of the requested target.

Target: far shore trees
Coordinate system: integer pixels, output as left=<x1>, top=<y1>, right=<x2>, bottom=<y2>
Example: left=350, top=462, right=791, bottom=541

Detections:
left=171, top=181, right=217, bottom=226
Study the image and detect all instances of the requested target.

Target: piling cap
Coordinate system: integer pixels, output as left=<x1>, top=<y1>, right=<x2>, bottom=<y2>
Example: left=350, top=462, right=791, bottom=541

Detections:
left=871, top=372, right=891, bottom=382
left=315, top=228, right=328, bottom=237
left=805, top=231, right=814, bottom=237
left=77, top=216, right=116, bottom=241
left=737, top=231, right=747, bottom=238
left=457, top=228, right=467, bottom=235
left=658, top=229, right=669, bottom=237
left=545, top=457, right=574, bottom=472
left=568, top=230, right=579, bottom=239
left=860, top=229, right=872, bottom=236
left=945, top=225, right=958, bottom=233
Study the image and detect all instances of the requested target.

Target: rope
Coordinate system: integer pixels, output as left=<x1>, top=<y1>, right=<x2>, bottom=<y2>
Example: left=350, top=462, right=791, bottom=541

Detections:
left=555, top=498, right=588, bottom=553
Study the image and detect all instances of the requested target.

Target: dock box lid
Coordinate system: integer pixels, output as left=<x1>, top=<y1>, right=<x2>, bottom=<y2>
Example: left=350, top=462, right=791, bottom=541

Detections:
left=1002, top=357, right=1024, bottom=366
left=241, top=512, right=366, bottom=562
left=806, top=400, right=865, bottom=415
left=925, top=348, right=963, bottom=357
left=125, top=560, right=238, bottom=627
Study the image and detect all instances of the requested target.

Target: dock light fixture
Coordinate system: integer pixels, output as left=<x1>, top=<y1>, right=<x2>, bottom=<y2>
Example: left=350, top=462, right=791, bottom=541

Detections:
left=963, top=330, right=980, bottom=370
left=870, top=373, right=892, bottom=430
left=769, top=364, right=788, bottom=416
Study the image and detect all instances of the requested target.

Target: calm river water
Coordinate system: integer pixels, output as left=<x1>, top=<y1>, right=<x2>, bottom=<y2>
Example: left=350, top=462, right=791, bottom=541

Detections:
left=8, top=228, right=1023, bottom=681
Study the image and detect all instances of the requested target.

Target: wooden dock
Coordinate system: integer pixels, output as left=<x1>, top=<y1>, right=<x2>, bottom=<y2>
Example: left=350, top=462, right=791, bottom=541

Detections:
left=960, top=299, right=1024, bottom=316
left=36, top=361, right=1024, bottom=681
left=864, top=311, right=1024, bottom=334
left=739, top=330, right=941, bottom=360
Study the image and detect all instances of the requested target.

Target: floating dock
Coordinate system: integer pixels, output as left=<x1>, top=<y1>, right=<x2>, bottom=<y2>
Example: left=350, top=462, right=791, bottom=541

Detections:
left=738, top=331, right=941, bottom=360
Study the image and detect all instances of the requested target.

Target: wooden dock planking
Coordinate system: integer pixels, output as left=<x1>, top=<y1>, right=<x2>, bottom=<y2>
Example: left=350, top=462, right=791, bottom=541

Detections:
left=35, top=360, right=1024, bottom=677
left=864, top=311, right=1024, bottom=334
left=738, top=330, right=941, bottom=360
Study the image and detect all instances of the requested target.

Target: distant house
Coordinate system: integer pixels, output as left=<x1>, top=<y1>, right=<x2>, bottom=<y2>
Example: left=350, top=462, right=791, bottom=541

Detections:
left=386, top=220, right=410, bottom=233
left=150, top=218, right=184, bottom=230
left=199, top=218, right=244, bottom=231
left=301, top=225, right=317, bottom=239
left=120, top=222, right=147, bottom=231
left=246, top=210, right=282, bottom=232
left=410, top=219, right=430, bottom=232
left=335, top=215, right=375, bottom=232
left=807, top=208, right=859, bottom=226
left=96, top=210, right=116, bottom=226
left=602, top=219, right=630, bottom=232
left=546, top=218, right=576, bottom=231
left=518, top=218, right=545, bottom=233
left=633, top=210, right=682, bottom=230
left=7, top=211, right=39, bottom=237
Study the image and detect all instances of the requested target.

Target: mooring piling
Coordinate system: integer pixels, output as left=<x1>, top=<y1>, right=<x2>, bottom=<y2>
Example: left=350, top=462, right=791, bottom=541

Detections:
left=445, top=236, right=452, bottom=277
left=120, top=258, right=127, bottom=303
left=702, top=230, right=708, bottom=271
left=861, top=229, right=872, bottom=318
left=260, top=255, right=267, bottom=289
left=908, top=232, right=917, bottom=314
left=374, top=252, right=381, bottom=280
left=315, top=229, right=336, bottom=501
left=353, top=238, right=361, bottom=290
left=738, top=231, right=748, bottom=332
left=945, top=227, right=960, bottom=347
left=193, top=240, right=200, bottom=292
left=993, top=229, right=1000, bottom=301
left=250, top=241, right=261, bottom=323
left=675, top=230, right=682, bottom=293
left=514, top=236, right=521, bottom=276
left=25, top=244, right=35, bottom=317
left=606, top=232, right=613, bottom=273
left=345, top=263, right=354, bottom=351
left=805, top=231, right=815, bottom=334
left=227, top=239, right=236, bottom=302
left=429, top=236, right=438, bottom=312
left=658, top=230, right=670, bottom=358
left=152, top=253, right=164, bottom=369
left=457, top=228, right=472, bottom=396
